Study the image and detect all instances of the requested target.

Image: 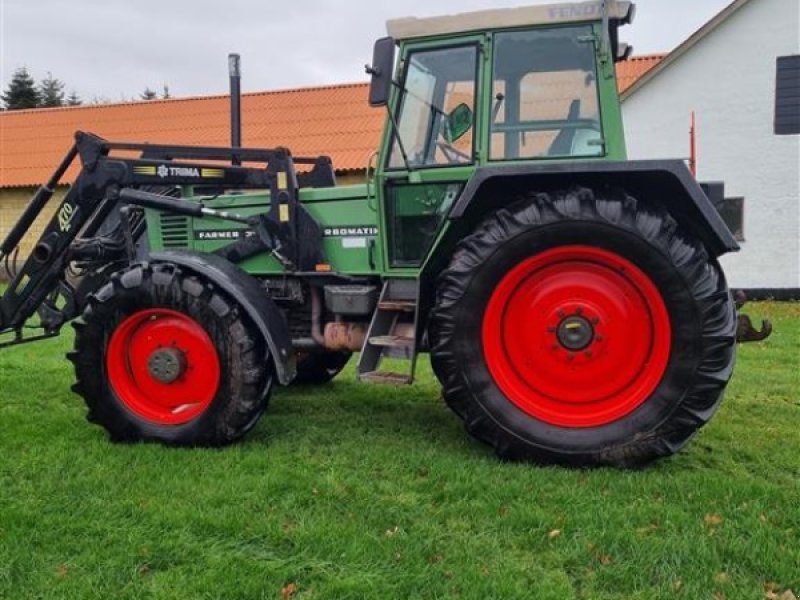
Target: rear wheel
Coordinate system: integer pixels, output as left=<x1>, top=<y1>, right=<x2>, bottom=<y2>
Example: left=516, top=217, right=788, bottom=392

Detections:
left=294, top=351, right=351, bottom=384
left=69, top=262, right=272, bottom=446
left=429, top=187, right=736, bottom=467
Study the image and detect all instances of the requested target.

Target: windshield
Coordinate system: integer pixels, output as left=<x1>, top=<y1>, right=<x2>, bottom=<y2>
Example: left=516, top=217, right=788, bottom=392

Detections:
left=388, top=45, right=478, bottom=169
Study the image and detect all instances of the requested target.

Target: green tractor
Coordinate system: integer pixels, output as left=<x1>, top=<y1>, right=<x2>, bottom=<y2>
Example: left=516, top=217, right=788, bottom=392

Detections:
left=0, top=0, right=743, bottom=467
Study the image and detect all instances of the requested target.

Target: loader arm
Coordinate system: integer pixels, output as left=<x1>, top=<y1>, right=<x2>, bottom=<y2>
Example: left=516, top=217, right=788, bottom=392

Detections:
left=0, top=131, right=331, bottom=347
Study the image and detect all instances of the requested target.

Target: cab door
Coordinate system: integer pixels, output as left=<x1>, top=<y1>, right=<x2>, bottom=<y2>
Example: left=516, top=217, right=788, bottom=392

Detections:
left=375, top=37, right=485, bottom=273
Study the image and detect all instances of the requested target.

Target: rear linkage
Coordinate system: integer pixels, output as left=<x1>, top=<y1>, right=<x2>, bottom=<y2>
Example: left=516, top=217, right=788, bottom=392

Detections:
left=0, top=131, right=333, bottom=348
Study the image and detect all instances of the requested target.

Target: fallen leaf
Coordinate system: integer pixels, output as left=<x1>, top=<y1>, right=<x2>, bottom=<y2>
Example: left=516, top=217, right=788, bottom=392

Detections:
left=443, top=570, right=454, bottom=579
left=672, top=580, right=684, bottom=592
left=498, top=505, right=509, bottom=516
left=705, top=514, right=723, bottom=527
left=759, top=514, right=769, bottom=523
left=599, top=554, right=613, bottom=565
left=138, top=563, right=151, bottom=576
left=779, top=591, right=798, bottom=600
left=281, top=582, right=298, bottom=600
left=714, top=592, right=726, bottom=600
left=548, top=529, right=562, bottom=540
left=429, top=554, right=443, bottom=564
left=55, top=565, right=69, bottom=577
left=716, top=572, right=730, bottom=584
left=384, top=526, right=400, bottom=538
left=480, top=564, right=490, bottom=576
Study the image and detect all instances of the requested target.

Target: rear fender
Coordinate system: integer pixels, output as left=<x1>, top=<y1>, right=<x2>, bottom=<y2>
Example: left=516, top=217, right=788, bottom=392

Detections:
left=150, top=250, right=295, bottom=385
left=447, top=160, right=739, bottom=258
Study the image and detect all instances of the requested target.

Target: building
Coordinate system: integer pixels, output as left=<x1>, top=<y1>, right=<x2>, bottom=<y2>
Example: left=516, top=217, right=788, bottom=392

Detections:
left=622, top=0, right=800, bottom=294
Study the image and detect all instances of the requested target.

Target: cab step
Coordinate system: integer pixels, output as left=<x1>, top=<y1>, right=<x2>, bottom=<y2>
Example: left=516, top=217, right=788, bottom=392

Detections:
left=368, top=335, right=414, bottom=348
left=377, top=300, right=416, bottom=312
left=357, top=279, right=419, bottom=384
left=359, top=371, right=414, bottom=385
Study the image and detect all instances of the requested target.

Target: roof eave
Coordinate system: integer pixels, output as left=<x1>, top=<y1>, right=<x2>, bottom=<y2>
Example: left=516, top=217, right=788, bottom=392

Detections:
left=621, top=0, right=754, bottom=101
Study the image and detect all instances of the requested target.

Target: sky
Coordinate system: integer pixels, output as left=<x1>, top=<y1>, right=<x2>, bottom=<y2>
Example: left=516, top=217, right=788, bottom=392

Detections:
left=0, top=0, right=733, bottom=103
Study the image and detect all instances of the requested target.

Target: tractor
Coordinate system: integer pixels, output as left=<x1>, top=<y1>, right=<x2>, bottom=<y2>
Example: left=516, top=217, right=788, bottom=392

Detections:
left=0, top=0, right=752, bottom=467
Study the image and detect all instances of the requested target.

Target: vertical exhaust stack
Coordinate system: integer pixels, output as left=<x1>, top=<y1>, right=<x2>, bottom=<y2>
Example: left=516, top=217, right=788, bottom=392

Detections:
left=229, top=53, right=242, bottom=166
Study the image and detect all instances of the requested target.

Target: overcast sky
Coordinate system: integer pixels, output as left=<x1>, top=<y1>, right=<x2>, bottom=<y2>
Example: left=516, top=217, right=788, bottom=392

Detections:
left=0, top=0, right=732, bottom=102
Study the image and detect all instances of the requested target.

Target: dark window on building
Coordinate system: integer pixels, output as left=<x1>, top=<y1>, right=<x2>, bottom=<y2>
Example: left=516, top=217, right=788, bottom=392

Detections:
left=720, top=197, right=745, bottom=242
left=775, top=55, right=800, bottom=135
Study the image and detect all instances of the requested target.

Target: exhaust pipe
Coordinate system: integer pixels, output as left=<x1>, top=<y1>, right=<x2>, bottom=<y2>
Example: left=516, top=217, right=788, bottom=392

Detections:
left=229, top=53, right=242, bottom=166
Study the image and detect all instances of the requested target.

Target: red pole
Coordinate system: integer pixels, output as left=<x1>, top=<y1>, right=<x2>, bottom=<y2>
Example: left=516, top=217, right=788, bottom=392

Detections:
left=689, top=111, right=697, bottom=177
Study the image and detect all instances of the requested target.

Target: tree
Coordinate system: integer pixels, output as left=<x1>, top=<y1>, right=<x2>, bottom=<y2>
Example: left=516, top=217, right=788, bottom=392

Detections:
left=140, top=87, right=158, bottom=101
left=66, top=91, right=82, bottom=106
left=162, top=84, right=171, bottom=99
left=38, top=72, right=66, bottom=107
left=1, top=67, right=39, bottom=110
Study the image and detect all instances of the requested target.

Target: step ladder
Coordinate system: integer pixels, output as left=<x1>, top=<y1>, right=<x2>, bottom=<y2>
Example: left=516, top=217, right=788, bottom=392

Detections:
left=357, top=279, right=419, bottom=385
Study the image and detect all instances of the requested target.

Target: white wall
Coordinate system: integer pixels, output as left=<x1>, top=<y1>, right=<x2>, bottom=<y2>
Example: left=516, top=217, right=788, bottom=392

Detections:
left=623, top=0, right=800, bottom=289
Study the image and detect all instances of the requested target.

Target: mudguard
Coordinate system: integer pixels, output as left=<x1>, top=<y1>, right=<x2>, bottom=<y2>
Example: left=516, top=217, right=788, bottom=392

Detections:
left=448, top=160, right=739, bottom=257
left=150, top=250, right=296, bottom=385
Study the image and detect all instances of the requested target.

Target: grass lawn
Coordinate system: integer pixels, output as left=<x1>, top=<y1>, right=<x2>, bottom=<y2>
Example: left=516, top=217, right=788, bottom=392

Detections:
left=0, top=302, right=797, bottom=599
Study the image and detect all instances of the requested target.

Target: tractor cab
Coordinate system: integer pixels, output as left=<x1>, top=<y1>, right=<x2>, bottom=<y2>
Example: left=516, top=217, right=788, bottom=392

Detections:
left=369, top=0, right=635, bottom=170
left=366, top=0, right=635, bottom=270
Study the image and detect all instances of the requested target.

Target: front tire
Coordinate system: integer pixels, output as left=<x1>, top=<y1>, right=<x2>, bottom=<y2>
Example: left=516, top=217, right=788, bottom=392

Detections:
left=69, top=262, right=273, bottom=446
left=429, top=187, right=736, bottom=467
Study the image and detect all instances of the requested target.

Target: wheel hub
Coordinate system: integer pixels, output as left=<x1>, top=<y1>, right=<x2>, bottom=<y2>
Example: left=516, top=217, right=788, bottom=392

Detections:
left=147, top=347, right=187, bottom=384
left=556, top=314, right=595, bottom=351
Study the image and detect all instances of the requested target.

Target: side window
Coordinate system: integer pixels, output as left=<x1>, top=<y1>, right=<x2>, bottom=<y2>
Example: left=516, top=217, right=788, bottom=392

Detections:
left=388, top=45, right=478, bottom=169
left=491, top=27, right=604, bottom=160
left=775, top=55, right=800, bottom=135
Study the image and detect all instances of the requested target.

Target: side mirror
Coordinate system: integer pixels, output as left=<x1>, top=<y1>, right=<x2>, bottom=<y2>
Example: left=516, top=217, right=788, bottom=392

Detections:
left=442, top=103, right=473, bottom=143
left=366, top=37, right=396, bottom=107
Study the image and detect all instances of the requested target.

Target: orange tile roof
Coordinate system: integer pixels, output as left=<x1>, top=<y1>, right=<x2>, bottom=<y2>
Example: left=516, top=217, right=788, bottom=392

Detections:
left=0, top=83, right=385, bottom=188
left=616, top=54, right=665, bottom=94
left=0, top=58, right=662, bottom=189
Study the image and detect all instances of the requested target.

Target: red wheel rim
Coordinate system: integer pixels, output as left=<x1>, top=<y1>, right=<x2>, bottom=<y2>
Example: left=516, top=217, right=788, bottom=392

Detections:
left=107, top=308, right=221, bottom=425
left=481, top=245, right=671, bottom=428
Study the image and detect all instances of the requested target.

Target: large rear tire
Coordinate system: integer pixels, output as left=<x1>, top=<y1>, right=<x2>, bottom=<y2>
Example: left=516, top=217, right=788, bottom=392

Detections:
left=429, top=187, right=736, bottom=467
left=69, top=262, right=272, bottom=446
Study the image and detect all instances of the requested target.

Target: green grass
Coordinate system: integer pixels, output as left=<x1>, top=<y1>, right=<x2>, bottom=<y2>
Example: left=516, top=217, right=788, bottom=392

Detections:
left=0, top=303, right=798, bottom=600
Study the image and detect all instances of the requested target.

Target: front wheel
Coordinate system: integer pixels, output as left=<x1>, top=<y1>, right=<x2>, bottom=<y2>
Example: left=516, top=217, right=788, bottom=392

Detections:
left=429, top=187, right=736, bottom=468
left=69, top=263, right=273, bottom=446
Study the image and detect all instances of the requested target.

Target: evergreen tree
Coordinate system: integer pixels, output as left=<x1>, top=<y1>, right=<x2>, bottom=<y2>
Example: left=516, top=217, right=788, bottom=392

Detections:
left=162, top=84, right=171, bottom=99
left=66, top=91, right=82, bottom=106
left=1, top=67, right=39, bottom=110
left=38, top=72, right=66, bottom=107
left=140, top=87, right=158, bottom=101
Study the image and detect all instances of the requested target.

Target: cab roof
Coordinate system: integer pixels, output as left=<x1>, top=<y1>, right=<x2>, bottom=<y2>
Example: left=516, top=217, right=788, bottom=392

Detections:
left=387, top=0, right=635, bottom=41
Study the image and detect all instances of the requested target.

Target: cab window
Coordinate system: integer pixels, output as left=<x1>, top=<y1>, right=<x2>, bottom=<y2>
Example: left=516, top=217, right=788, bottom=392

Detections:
left=388, top=45, right=478, bottom=169
left=491, top=26, right=604, bottom=160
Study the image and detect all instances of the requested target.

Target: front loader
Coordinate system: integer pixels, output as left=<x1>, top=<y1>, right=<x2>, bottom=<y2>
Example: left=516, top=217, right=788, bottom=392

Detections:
left=0, top=0, right=769, bottom=467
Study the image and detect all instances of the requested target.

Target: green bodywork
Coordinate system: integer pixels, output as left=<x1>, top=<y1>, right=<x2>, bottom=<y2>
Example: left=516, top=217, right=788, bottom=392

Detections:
left=147, top=20, right=626, bottom=279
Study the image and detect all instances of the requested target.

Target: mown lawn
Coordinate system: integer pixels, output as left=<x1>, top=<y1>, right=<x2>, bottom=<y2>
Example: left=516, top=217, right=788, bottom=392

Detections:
left=0, top=303, right=798, bottom=600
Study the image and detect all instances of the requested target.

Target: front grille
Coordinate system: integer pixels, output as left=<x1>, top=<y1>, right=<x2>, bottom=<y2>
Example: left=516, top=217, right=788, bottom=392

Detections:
left=159, top=214, right=190, bottom=248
